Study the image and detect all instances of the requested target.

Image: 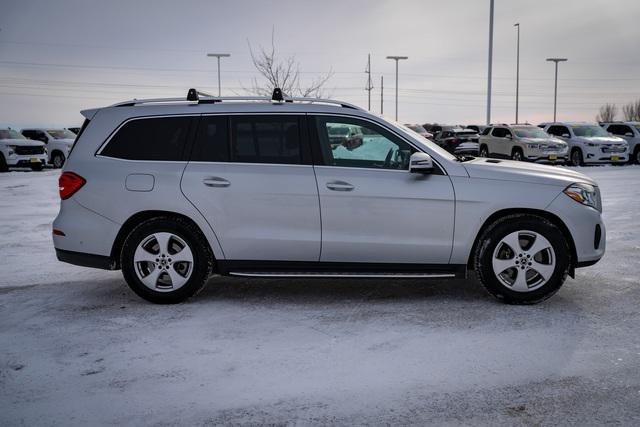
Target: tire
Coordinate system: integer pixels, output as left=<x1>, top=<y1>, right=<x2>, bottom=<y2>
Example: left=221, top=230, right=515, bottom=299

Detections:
left=511, top=148, right=524, bottom=161
left=480, top=145, right=489, bottom=158
left=570, top=148, right=584, bottom=166
left=121, top=216, right=213, bottom=304
left=633, top=147, right=640, bottom=165
left=0, top=154, right=7, bottom=172
left=30, top=163, right=44, bottom=171
left=475, top=214, right=570, bottom=304
left=52, top=152, right=65, bottom=168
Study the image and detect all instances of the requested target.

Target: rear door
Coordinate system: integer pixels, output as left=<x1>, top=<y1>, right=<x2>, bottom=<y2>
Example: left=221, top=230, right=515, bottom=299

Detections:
left=181, top=114, right=321, bottom=261
left=490, top=127, right=509, bottom=156
left=310, top=115, right=455, bottom=264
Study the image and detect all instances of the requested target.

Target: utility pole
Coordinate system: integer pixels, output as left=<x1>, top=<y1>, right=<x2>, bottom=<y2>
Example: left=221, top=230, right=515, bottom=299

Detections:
left=546, top=58, right=568, bottom=122
left=386, top=56, right=408, bottom=121
left=365, top=54, right=374, bottom=111
left=514, top=23, right=520, bottom=124
left=486, top=0, right=494, bottom=125
left=380, top=75, right=384, bottom=115
left=206, top=53, right=231, bottom=96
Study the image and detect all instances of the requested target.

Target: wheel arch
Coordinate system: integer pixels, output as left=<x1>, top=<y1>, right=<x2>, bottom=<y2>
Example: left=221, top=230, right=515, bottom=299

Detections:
left=467, top=208, right=578, bottom=278
left=110, top=210, right=217, bottom=271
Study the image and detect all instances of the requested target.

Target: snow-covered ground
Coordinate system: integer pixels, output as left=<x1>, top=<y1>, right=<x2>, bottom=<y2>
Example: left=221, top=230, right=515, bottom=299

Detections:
left=1, top=166, right=640, bottom=425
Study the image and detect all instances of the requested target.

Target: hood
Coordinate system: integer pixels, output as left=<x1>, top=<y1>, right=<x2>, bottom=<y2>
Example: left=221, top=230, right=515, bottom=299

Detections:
left=462, top=157, right=596, bottom=187
left=57, top=138, right=75, bottom=145
left=574, top=136, right=625, bottom=145
left=0, top=138, right=46, bottom=147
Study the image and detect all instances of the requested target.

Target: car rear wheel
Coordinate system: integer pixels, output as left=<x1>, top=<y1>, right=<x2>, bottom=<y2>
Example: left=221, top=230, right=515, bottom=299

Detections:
left=121, top=217, right=213, bottom=304
left=480, top=145, right=489, bottom=157
left=52, top=152, right=65, bottom=168
left=475, top=214, right=570, bottom=304
left=570, top=148, right=584, bottom=166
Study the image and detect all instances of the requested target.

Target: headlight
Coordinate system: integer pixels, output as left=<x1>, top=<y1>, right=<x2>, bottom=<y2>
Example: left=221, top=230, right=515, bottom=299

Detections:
left=564, top=183, right=602, bottom=212
left=586, top=142, right=598, bottom=147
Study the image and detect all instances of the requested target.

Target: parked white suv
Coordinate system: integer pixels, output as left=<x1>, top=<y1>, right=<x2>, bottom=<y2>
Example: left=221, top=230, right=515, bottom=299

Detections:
left=53, top=89, right=605, bottom=305
left=21, top=128, right=76, bottom=168
left=599, top=122, right=640, bottom=164
left=0, top=128, right=47, bottom=172
left=541, top=122, right=628, bottom=166
left=479, top=124, right=568, bottom=163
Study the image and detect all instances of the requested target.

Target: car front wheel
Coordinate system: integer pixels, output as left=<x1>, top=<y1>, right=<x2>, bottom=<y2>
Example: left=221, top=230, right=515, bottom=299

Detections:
left=511, top=149, right=523, bottom=161
left=121, top=217, right=213, bottom=304
left=570, top=148, right=584, bottom=166
left=480, top=145, right=489, bottom=157
left=475, top=214, right=570, bottom=304
left=52, top=152, right=65, bottom=168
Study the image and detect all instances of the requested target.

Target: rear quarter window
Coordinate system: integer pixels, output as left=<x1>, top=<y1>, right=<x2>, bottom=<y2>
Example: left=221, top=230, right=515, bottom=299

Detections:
left=100, top=116, right=193, bottom=161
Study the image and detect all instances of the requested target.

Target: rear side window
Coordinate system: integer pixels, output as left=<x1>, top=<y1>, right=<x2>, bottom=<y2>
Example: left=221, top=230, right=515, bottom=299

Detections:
left=231, top=116, right=302, bottom=164
left=191, top=116, right=229, bottom=162
left=101, top=116, right=192, bottom=161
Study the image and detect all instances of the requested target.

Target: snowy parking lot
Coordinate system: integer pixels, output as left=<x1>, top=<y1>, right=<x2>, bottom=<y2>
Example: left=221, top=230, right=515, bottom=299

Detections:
left=1, top=166, right=640, bottom=425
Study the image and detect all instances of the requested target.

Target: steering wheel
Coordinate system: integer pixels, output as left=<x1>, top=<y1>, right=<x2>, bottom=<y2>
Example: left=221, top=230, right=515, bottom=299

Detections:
left=383, top=148, right=394, bottom=168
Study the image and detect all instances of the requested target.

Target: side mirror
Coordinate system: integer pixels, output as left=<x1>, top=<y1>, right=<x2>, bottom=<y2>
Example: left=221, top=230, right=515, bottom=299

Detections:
left=506, top=134, right=513, bottom=139
left=625, top=133, right=633, bottom=137
left=409, top=152, right=434, bottom=174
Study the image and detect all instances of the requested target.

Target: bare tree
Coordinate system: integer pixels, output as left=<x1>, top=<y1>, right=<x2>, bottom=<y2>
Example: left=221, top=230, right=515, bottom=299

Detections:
left=595, top=103, right=617, bottom=122
left=622, top=99, right=640, bottom=121
left=247, top=30, right=333, bottom=98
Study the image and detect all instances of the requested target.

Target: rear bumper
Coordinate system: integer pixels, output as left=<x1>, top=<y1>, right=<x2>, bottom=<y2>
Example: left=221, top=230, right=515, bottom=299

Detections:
left=55, top=248, right=117, bottom=270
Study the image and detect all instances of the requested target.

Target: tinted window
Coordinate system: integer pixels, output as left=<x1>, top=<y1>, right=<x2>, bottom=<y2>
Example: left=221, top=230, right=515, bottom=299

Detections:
left=608, top=124, right=632, bottom=136
left=101, top=116, right=191, bottom=161
left=481, top=127, right=492, bottom=135
left=191, top=116, right=229, bottom=162
left=231, top=116, right=302, bottom=164
left=492, top=127, right=507, bottom=138
left=315, top=116, right=414, bottom=170
left=547, top=126, right=570, bottom=137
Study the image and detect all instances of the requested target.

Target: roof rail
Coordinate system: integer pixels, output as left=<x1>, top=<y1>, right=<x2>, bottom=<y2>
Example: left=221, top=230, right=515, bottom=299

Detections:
left=111, top=87, right=364, bottom=111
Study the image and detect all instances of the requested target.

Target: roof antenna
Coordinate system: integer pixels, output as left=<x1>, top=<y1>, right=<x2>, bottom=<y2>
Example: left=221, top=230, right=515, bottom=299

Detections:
left=272, top=87, right=284, bottom=102
left=187, top=88, right=199, bottom=102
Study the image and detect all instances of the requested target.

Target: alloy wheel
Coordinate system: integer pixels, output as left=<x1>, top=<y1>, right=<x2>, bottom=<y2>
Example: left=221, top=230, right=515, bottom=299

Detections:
left=133, top=232, right=194, bottom=292
left=492, top=230, right=555, bottom=292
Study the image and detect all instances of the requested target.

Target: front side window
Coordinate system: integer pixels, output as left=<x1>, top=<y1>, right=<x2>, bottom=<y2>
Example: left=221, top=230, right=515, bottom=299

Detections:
left=100, top=116, right=192, bottom=161
left=608, top=125, right=632, bottom=136
left=315, top=116, right=414, bottom=170
left=492, top=127, right=507, bottom=138
left=231, top=116, right=302, bottom=164
left=547, top=126, right=570, bottom=137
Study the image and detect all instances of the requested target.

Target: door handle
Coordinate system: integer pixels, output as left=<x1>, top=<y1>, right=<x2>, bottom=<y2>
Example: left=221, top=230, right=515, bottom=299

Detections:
left=203, top=177, right=230, bottom=187
left=326, top=181, right=354, bottom=191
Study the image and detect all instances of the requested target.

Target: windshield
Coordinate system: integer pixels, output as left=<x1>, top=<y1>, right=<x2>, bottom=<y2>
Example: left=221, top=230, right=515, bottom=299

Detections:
left=571, top=125, right=609, bottom=137
left=0, top=129, right=25, bottom=139
left=512, top=126, right=549, bottom=138
left=47, top=129, right=77, bottom=139
left=391, top=120, right=457, bottom=161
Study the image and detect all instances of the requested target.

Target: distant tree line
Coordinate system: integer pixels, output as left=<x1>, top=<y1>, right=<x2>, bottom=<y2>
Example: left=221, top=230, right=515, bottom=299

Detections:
left=596, top=100, right=640, bottom=122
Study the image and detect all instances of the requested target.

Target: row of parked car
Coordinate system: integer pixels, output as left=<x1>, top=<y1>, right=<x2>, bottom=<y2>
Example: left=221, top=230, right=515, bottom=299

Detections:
left=405, top=121, right=640, bottom=166
left=0, top=127, right=80, bottom=172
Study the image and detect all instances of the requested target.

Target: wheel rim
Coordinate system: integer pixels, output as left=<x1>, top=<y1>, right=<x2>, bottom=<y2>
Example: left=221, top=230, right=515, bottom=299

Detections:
left=492, top=230, right=555, bottom=292
left=480, top=147, right=488, bottom=157
left=53, top=155, right=63, bottom=168
left=133, top=232, right=194, bottom=292
left=513, top=151, right=521, bottom=161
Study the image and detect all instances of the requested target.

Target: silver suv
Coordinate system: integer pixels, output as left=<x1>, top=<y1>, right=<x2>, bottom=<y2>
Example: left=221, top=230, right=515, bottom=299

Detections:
left=479, top=124, right=568, bottom=163
left=53, top=89, right=605, bottom=305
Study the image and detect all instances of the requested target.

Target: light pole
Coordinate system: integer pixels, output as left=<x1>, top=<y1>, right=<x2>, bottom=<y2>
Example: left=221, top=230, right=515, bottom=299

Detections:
left=386, top=56, right=408, bottom=121
left=546, top=58, right=568, bottom=122
left=486, top=0, right=494, bottom=125
left=206, top=53, right=231, bottom=96
left=514, top=23, right=520, bottom=124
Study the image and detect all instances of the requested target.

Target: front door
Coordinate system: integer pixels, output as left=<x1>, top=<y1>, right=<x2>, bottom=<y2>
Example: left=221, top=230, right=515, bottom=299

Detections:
left=310, top=115, right=455, bottom=264
left=181, top=114, right=321, bottom=261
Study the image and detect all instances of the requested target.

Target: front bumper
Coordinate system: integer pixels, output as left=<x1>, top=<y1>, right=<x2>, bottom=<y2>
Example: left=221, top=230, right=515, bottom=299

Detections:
left=546, top=191, right=606, bottom=266
left=583, top=145, right=628, bottom=163
left=6, top=154, right=47, bottom=167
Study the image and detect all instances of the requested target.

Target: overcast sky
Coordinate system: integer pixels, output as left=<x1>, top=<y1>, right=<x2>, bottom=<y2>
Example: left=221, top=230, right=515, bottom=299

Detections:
left=1, top=0, right=639, bottom=129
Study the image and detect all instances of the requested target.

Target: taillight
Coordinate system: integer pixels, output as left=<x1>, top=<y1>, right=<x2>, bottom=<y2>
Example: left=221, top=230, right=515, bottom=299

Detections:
left=59, top=172, right=86, bottom=200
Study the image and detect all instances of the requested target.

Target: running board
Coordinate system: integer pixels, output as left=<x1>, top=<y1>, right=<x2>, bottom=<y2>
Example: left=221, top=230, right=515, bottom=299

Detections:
left=228, top=271, right=456, bottom=279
